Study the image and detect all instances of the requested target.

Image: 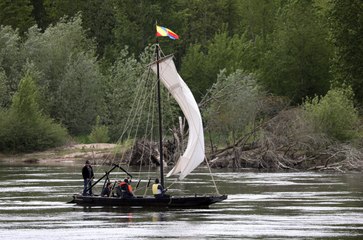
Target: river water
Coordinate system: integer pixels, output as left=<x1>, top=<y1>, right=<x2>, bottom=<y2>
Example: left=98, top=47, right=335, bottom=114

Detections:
left=0, top=163, right=362, bottom=239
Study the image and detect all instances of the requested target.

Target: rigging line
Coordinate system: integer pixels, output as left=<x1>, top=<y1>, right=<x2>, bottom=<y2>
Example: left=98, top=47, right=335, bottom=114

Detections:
left=114, top=68, right=151, bottom=147
left=166, top=178, right=178, bottom=190
left=125, top=71, right=156, bottom=173
left=144, top=81, right=157, bottom=197
left=107, top=68, right=152, bottom=183
left=134, top=74, right=159, bottom=195
left=73, top=61, right=153, bottom=192
left=117, top=69, right=151, bottom=156
left=137, top=78, right=158, bottom=180
left=205, top=156, right=220, bottom=195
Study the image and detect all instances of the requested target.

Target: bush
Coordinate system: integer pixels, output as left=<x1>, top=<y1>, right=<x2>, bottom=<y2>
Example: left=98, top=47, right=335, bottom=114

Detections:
left=303, top=87, right=359, bottom=141
left=88, top=116, right=110, bottom=143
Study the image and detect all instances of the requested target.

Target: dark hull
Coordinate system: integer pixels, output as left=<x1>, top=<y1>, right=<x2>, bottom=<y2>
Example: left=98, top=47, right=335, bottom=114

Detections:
left=69, top=194, right=227, bottom=209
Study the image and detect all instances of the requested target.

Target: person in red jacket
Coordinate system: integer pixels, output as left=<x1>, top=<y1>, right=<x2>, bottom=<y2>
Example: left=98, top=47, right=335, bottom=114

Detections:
left=116, top=178, right=135, bottom=198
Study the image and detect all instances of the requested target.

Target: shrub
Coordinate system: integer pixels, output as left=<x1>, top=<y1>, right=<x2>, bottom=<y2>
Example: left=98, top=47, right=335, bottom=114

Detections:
left=88, top=116, right=110, bottom=143
left=303, top=87, right=359, bottom=141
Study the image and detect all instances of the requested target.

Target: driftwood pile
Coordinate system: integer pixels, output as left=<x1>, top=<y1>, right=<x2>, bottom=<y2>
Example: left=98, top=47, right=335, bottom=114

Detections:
left=209, top=109, right=363, bottom=172
left=209, top=142, right=363, bottom=172
left=121, top=139, right=175, bottom=167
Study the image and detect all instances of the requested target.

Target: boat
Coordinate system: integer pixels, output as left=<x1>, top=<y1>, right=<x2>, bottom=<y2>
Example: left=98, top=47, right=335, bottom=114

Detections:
left=69, top=43, right=227, bottom=209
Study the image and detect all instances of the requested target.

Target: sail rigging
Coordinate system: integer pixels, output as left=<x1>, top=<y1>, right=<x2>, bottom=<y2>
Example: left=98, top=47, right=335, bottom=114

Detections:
left=150, top=55, right=205, bottom=180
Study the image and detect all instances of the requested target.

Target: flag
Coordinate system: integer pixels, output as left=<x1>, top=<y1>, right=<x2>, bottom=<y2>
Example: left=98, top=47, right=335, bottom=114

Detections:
left=156, top=25, right=179, bottom=40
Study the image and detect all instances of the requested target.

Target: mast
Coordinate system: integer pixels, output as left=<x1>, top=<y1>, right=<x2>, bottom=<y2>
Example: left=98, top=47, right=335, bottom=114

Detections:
left=156, top=41, right=164, bottom=188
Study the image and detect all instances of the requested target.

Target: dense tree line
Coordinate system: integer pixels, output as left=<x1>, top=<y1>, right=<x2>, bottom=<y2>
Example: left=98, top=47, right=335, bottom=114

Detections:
left=0, top=0, right=362, bottom=153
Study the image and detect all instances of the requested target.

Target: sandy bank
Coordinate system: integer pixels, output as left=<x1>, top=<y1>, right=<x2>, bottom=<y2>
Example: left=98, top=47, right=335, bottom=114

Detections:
left=0, top=143, right=118, bottom=165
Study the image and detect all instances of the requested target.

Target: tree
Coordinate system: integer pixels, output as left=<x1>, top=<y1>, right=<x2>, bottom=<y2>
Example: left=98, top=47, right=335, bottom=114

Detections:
left=259, top=0, right=332, bottom=103
left=57, top=52, right=104, bottom=135
left=204, top=69, right=262, bottom=146
left=237, top=0, right=280, bottom=41
left=42, top=0, right=85, bottom=24
left=105, top=45, right=179, bottom=141
left=329, top=0, right=363, bottom=103
left=111, top=0, right=164, bottom=60
left=0, top=0, right=35, bottom=34
left=0, top=26, right=24, bottom=107
left=31, top=0, right=48, bottom=31
left=181, top=31, right=258, bottom=101
left=0, top=70, right=6, bottom=107
left=81, top=0, right=116, bottom=58
left=180, top=44, right=208, bottom=101
left=105, top=47, right=151, bottom=140
left=172, top=0, right=240, bottom=43
left=0, top=72, right=67, bottom=152
left=23, top=15, right=100, bottom=133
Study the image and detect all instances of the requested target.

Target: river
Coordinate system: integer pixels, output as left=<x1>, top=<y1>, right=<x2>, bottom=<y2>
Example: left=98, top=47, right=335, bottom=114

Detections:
left=0, top=163, right=362, bottom=239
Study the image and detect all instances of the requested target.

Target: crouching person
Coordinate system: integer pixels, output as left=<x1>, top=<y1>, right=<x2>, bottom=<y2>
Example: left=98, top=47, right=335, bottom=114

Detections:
left=116, top=178, right=135, bottom=198
left=101, top=182, right=112, bottom=197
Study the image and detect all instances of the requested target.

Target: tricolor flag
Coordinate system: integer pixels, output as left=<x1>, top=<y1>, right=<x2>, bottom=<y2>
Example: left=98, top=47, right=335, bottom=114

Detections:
left=156, top=25, right=179, bottom=40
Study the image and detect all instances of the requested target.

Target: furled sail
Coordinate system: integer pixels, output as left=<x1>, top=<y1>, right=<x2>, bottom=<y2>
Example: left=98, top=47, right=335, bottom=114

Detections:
left=150, top=55, right=205, bottom=180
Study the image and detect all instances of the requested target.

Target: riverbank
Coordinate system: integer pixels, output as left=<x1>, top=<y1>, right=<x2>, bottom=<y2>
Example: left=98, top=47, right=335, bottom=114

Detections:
left=1, top=142, right=362, bottom=172
left=0, top=143, right=118, bottom=165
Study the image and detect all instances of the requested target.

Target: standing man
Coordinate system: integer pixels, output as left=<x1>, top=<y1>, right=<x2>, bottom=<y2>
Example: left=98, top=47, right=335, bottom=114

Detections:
left=82, top=160, right=94, bottom=196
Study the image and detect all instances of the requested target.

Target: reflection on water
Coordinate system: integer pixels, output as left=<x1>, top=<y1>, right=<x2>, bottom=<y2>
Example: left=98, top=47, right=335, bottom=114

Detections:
left=0, top=163, right=362, bottom=239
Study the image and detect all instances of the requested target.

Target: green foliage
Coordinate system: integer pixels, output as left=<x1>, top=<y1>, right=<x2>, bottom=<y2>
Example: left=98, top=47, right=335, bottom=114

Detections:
left=81, top=0, right=116, bottom=58
left=303, top=87, right=359, bottom=141
left=89, top=116, right=110, bottom=143
left=56, top=52, right=104, bottom=135
left=329, top=0, right=363, bottom=102
left=105, top=47, right=146, bottom=140
left=0, top=0, right=35, bottom=34
left=0, top=70, right=7, bottom=107
left=180, top=44, right=208, bottom=100
left=204, top=69, right=262, bottom=145
left=237, top=0, right=280, bottom=40
left=181, top=31, right=257, bottom=101
left=111, top=1, right=163, bottom=60
left=0, top=73, right=68, bottom=153
left=0, top=0, right=362, bottom=153
left=173, top=0, right=240, bottom=44
left=23, top=15, right=103, bottom=135
left=259, top=0, right=332, bottom=103
left=0, top=26, right=24, bottom=107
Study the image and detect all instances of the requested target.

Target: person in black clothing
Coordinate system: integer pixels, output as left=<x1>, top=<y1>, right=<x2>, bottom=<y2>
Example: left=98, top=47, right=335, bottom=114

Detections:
left=82, top=160, right=94, bottom=196
left=101, top=182, right=112, bottom=197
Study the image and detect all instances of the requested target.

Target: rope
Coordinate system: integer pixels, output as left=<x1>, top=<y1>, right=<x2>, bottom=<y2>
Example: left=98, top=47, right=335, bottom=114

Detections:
left=166, top=179, right=178, bottom=189
left=205, top=156, right=220, bottom=195
left=144, top=84, right=157, bottom=197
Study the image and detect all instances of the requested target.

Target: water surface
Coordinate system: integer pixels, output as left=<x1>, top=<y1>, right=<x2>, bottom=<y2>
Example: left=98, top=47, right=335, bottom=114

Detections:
left=0, top=163, right=362, bottom=239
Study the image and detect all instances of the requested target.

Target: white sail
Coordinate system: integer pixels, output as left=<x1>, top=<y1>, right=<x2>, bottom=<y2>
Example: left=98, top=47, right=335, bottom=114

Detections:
left=150, top=55, right=205, bottom=180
